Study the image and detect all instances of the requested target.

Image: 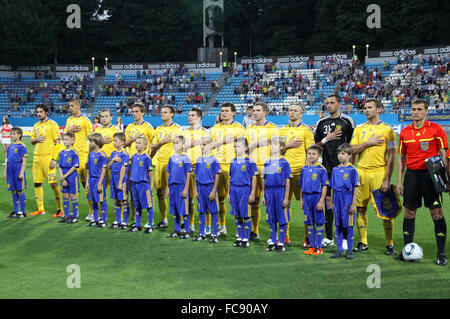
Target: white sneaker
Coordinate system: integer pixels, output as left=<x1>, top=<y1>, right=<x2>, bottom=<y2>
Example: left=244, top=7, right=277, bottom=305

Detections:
left=85, top=213, right=93, bottom=221
left=217, top=226, right=227, bottom=236
left=322, top=238, right=334, bottom=247
left=205, top=225, right=211, bottom=235
left=342, top=239, right=348, bottom=251
left=190, top=224, right=195, bottom=233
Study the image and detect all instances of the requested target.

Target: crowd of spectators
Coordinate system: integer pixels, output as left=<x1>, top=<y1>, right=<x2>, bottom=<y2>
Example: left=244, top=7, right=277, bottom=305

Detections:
left=230, top=54, right=449, bottom=115
left=100, top=68, right=213, bottom=115
left=1, top=72, right=94, bottom=116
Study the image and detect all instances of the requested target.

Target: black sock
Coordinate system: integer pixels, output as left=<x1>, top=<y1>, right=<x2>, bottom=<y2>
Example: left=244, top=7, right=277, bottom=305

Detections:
left=325, top=208, right=334, bottom=240
left=434, top=217, right=447, bottom=256
left=403, top=218, right=415, bottom=245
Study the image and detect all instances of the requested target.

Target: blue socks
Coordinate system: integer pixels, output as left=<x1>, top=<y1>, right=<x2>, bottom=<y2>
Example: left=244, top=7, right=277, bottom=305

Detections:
left=92, top=202, right=99, bottom=222
left=115, top=205, right=121, bottom=224
left=235, top=218, right=243, bottom=240
left=122, top=202, right=130, bottom=225
left=279, top=224, right=287, bottom=245
left=72, top=200, right=78, bottom=219
left=136, top=208, right=142, bottom=227
left=316, top=225, right=324, bottom=249
left=63, top=199, right=70, bottom=218
left=270, top=223, right=277, bottom=244
left=19, top=193, right=26, bottom=213
left=147, top=207, right=154, bottom=228
left=308, top=226, right=316, bottom=248
left=336, top=225, right=344, bottom=252
left=211, top=213, right=219, bottom=236
left=243, top=218, right=252, bottom=241
left=199, top=213, right=206, bottom=236
left=12, top=193, right=19, bottom=213
left=347, top=226, right=354, bottom=252
left=174, top=215, right=181, bottom=232
left=101, top=201, right=108, bottom=223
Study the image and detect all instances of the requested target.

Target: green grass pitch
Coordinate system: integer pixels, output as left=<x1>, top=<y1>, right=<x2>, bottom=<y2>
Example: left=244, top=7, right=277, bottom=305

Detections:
left=0, top=139, right=449, bottom=299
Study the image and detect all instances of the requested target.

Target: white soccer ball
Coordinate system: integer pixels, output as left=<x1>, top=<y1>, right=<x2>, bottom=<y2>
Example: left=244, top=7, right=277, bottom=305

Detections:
left=402, top=243, right=424, bottom=261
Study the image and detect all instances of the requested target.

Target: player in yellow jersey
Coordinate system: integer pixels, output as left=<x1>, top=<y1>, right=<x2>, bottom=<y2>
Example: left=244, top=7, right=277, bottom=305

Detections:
left=245, top=102, right=279, bottom=240
left=124, top=103, right=155, bottom=222
left=30, top=104, right=64, bottom=217
left=350, top=99, right=397, bottom=255
left=182, top=108, right=209, bottom=233
left=211, top=102, right=245, bottom=236
left=150, top=105, right=182, bottom=230
left=96, top=109, right=121, bottom=159
left=124, top=103, right=154, bottom=157
left=279, top=104, right=315, bottom=247
left=63, top=98, right=93, bottom=220
left=96, top=109, right=120, bottom=190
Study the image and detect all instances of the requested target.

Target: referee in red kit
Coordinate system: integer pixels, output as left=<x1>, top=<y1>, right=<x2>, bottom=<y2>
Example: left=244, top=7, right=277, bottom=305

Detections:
left=397, top=99, right=448, bottom=266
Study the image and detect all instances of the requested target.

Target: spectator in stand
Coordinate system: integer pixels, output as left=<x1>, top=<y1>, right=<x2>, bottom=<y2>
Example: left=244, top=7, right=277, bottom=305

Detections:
left=92, top=116, right=101, bottom=132
left=116, top=116, right=124, bottom=132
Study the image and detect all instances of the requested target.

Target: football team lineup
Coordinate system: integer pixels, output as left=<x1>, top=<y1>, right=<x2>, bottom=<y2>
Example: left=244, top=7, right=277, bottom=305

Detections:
left=3, top=96, right=449, bottom=267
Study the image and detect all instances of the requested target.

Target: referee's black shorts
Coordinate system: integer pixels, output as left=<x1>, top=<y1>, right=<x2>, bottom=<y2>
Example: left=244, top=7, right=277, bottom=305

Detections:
left=403, top=168, right=441, bottom=210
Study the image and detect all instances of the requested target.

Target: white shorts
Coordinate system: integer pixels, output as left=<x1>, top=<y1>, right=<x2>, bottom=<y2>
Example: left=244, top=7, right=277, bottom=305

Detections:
left=2, top=138, right=11, bottom=144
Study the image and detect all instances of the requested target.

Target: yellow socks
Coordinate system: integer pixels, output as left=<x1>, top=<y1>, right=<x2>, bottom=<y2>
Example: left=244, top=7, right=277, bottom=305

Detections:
left=158, top=198, right=168, bottom=220
left=251, top=205, right=260, bottom=234
left=357, top=213, right=368, bottom=245
left=218, top=200, right=226, bottom=227
left=52, top=185, right=63, bottom=211
left=383, top=219, right=394, bottom=246
left=34, top=186, right=44, bottom=211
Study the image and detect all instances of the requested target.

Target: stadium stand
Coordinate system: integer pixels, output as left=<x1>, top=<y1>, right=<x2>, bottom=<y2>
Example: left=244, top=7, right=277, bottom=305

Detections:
left=94, top=69, right=221, bottom=116
left=0, top=53, right=447, bottom=118
left=0, top=72, right=94, bottom=117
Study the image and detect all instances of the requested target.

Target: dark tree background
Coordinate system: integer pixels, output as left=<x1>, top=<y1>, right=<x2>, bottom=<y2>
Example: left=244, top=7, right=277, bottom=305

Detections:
left=0, top=0, right=448, bottom=66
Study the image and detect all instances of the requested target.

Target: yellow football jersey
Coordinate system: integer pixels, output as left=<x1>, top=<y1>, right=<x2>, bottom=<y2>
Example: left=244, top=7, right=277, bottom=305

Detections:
left=351, top=121, right=396, bottom=169
left=182, top=126, right=209, bottom=167
left=152, top=122, right=182, bottom=163
left=245, top=121, right=279, bottom=166
left=64, top=114, right=93, bottom=156
left=31, top=119, right=61, bottom=157
left=95, top=124, right=120, bottom=158
left=211, top=121, right=245, bottom=164
left=279, top=123, right=315, bottom=175
left=125, top=120, right=155, bottom=158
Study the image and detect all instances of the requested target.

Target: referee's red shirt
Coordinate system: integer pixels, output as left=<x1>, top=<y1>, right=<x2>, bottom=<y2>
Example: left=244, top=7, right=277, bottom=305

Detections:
left=398, top=120, right=448, bottom=170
